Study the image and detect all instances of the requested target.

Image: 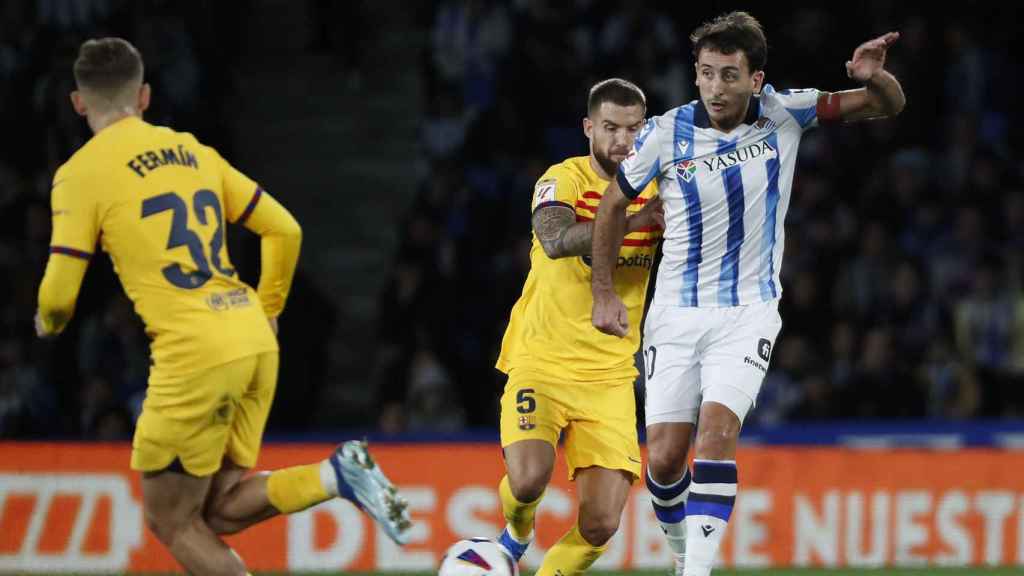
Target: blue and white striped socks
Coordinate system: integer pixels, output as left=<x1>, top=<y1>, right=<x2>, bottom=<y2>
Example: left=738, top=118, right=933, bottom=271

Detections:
left=684, top=459, right=737, bottom=576
left=646, top=466, right=691, bottom=562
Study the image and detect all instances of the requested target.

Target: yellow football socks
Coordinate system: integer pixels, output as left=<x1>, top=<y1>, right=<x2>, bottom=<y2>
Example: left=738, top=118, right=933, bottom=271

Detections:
left=536, top=524, right=607, bottom=576
left=499, top=475, right=543, bottom=540
left=266, top=463, right=329, bottom=514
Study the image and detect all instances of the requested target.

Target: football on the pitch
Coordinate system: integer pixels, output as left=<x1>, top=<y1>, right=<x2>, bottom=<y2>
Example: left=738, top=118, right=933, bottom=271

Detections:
left=438, top=538, right=519, bottom=576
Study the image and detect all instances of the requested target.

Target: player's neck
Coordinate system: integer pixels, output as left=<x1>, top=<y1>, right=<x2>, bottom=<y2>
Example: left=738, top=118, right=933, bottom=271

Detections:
left=588, top=155, right=613, bottom=181
left=88, top=108, right=139, bottom=134
left=709, top=111, right=745, bottom=134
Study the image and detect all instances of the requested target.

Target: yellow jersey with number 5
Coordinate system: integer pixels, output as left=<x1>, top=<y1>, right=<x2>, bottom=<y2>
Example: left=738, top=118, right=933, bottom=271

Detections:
left=45, top=116, right=295, bottom=394
left=496, top=156, right=660, bottom=382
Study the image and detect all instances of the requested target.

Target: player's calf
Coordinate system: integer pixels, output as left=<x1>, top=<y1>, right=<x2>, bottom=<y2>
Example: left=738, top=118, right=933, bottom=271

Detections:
left=575, top=467, right=630, bottom=546
left=684, top=402, right=744, bottom=576
left=535, top=467, right=630, bottom=575
left=203, top=462, right=267, bottom=535
left=693, top=402, right=741, bottom=460
left=141, top=470, right=249, bottom=576
left=499, top=439, right=554, bottom=554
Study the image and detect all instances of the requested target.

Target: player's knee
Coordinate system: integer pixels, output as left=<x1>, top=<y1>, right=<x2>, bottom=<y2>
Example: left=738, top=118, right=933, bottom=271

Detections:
left=203, top=510, right=241, bottom=536
left=509, top=472, right=547, bottom=503
left=647, top=433, right=689, bottom=485
left=647, top=449, right=686, bottom=485
left=144, top=506, right=191, bottom=544
left=507, top=465, right=550, bottom=503
left=578, top=509, right=620, bottom=546
left=144, top=496, right=204, bottom=544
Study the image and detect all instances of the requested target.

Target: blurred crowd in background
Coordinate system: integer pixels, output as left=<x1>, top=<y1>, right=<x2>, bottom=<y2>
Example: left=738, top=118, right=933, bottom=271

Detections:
left=3, top=1, right=1022, bottom=439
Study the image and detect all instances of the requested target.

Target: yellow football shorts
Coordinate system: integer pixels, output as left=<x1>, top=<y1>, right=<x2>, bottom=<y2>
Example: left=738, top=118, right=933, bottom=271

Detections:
left=499, top=369, right=641, bottom=481
left=131, top=352, right=278, bottom=476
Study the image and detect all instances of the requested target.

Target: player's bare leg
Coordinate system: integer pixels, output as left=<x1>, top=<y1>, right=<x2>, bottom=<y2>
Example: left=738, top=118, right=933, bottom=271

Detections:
left=646, top=422, right=696, bottom=573
left=141, top=469, right=248, bottom=576
left=498, top=439, right=554, bottom=559
left=684, top=402, right=742, bottom=576
left=693, top=402, right=740, bottom=461
left=203, top=444, right=412, bottom=544
left=536, top=466, right=631, bottom=575
left=203, top=459, right=276, bottom=535
left=647, top=422, right=695, bottom=484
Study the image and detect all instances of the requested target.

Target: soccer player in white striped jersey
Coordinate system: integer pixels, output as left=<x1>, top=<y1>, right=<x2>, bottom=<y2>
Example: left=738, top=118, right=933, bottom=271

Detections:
left=590, top=12, right=905, bottom=576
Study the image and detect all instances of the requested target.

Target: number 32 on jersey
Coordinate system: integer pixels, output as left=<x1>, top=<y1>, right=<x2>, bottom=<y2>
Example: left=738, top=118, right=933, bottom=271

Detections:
left=142, top=189, right=234, bottom=289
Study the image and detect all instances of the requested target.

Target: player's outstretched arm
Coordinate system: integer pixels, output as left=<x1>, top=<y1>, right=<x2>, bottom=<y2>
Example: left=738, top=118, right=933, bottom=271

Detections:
left=830, top=31, right=906, bottom=123
left=590, top=179, right=632, bottom=338
left=533, top=197, right=662, bottom=259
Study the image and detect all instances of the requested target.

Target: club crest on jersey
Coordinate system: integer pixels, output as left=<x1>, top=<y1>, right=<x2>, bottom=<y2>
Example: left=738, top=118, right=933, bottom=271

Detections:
left=754, top=117, right=777, bottom=131
left=677, top=160, right=698, bottom=183
left=206, top=293, right=229, bottom=311
left=518, top=415, right=535, bottom=431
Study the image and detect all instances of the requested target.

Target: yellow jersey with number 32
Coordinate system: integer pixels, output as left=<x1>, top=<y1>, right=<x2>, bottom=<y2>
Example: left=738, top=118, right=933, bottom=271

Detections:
left=496, top=156, right=660, bottom=382
left=46, top=116, right=291, bottom=393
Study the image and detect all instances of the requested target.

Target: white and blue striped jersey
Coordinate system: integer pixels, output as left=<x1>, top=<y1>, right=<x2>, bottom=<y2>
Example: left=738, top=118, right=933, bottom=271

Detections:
left=617, top=84, right=822, bottom=308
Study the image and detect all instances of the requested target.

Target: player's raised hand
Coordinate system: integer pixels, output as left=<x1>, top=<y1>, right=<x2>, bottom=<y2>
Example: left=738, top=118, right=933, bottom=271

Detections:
left=627, top=196, right=665, bottom=232
left=846, top=31, right=899, bottom=84
left=592, top=291, right=629, bottom=337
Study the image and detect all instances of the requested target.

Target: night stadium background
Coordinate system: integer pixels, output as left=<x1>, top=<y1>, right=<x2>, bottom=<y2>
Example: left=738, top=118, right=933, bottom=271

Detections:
left=2, top=1, right=1023, bottom=574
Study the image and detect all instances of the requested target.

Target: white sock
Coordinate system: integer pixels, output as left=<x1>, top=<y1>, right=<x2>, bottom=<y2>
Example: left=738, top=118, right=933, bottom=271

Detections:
left=646, top=466, right=690, bottom=560
left=320, top=459, right=339, bottom=497
left=684, top=459, right=737, bottom=576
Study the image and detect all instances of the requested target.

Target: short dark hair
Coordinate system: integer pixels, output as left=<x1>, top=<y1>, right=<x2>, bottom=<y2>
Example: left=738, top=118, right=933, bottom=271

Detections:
left=588, top=78, right=646, bottom=115
left=690, top=11, right=767, bottom=72
left=73, top=38, right=144, bottom=97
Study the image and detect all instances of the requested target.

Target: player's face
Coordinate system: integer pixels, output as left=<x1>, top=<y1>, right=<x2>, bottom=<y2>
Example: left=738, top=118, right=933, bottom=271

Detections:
left=584, top=101, right=645, bottom=177
left=695, top=48, right=764, bottom=130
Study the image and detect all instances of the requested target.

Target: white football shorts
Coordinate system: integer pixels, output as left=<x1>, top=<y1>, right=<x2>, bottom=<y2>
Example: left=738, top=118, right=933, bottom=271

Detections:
left=642, top=299, right=782, bottom=425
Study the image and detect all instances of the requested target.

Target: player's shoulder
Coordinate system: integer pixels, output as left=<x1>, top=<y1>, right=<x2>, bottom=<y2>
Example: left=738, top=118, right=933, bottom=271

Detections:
left=53, top=156, right=76, bottom=181
left=540, top=156, right=589, bottom=185
left=760, top=84, right=819, bottom=109
left=636, top=101, right=701, bottom=139
left=54, top=143, right=100, bottom=189
left=759, top=84, right=821, bottom=128
left=149, top=123, right=213, bottom=156
left=58, top=129, right=104, bottom=176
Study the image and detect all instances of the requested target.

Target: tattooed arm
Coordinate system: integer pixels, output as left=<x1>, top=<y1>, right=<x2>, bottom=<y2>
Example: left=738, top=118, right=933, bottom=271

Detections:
left=532, top=197, right=663, bottom=259
left=533, top=205, right=592, bottom=259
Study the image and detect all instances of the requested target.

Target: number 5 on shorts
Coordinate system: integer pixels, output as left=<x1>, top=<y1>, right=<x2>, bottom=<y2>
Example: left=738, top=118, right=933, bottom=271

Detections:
left=516, top=388, right=536, bottom=414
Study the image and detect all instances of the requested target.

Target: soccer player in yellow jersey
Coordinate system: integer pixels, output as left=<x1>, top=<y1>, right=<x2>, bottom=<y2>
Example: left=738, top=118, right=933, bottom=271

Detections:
left=34, top=38, right=410, bottom=576
left=494, top=78, right=662, bottom=574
